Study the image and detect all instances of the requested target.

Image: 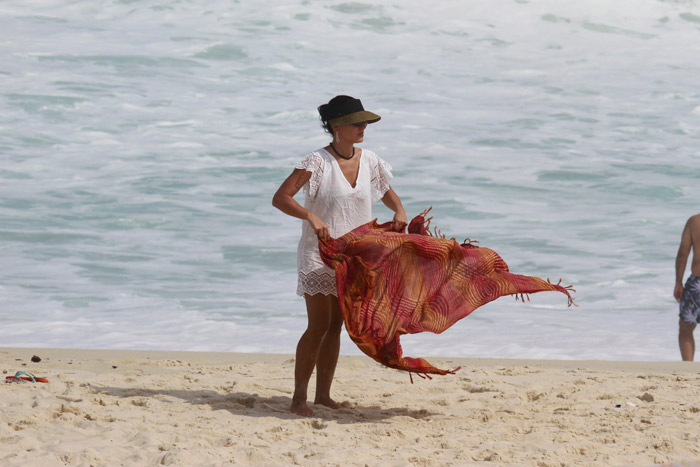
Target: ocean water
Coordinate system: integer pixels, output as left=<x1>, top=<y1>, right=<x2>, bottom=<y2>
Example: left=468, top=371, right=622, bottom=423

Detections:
left=1, top=0, right=699, bottom=361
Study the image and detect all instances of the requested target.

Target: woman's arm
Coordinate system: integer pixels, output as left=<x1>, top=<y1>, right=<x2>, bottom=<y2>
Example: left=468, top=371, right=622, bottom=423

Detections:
left=272, top=169, right=331, bottom=240
left=381, top=187, right=408, bottom=232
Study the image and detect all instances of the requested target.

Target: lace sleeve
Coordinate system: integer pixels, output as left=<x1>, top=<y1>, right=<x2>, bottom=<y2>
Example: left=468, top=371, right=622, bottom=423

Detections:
left=295, top=152, right=324, bottom=199
left=370, top=152, right=393, bottom=203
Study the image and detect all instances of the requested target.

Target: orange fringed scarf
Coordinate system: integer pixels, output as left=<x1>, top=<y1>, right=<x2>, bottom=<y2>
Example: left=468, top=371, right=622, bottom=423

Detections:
left=319, top=209, right=574, bottom=378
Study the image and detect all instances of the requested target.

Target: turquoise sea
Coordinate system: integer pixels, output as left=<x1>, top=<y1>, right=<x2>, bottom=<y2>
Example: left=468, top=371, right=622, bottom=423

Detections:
left=1, top=0, right=699, bottom=360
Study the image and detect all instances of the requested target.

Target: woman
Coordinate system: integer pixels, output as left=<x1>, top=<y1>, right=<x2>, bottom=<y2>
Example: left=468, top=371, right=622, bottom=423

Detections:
left=272, top=95, right=407, bottom=416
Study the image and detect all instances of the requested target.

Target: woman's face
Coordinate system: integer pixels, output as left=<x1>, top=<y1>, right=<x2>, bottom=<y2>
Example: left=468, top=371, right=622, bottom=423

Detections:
left=333, top=121, right=368, bottom=144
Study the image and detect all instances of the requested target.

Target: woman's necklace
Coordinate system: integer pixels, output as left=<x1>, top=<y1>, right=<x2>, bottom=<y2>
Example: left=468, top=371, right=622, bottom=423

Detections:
left=330, top=142, right=355, bottom=160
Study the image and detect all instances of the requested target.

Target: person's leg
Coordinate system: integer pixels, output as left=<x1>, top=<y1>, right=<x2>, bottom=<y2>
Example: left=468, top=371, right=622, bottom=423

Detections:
left=679, top=319, right=696, bottom=361
left=314, top=295, right=344, bottom=408
left=291, top=293, right=332, bottom=416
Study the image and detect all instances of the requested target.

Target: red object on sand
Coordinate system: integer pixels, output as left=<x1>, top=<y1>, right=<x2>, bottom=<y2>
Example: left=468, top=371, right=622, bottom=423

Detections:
left=319, top=209, right=574, bottom=378
left=6, top=375, right=49, bottom=383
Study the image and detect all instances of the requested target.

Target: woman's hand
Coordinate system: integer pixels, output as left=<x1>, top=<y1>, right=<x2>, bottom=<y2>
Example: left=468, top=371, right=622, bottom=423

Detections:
left=392, top=209, right=408, bottom=233
left=381, top=187, right=408, bottom=233
left=307, top=212, right=331, bottom=240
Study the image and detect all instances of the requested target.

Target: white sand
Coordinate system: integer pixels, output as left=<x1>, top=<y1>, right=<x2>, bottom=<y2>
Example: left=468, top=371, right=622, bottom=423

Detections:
left=2, top=347, right=700, bottom=466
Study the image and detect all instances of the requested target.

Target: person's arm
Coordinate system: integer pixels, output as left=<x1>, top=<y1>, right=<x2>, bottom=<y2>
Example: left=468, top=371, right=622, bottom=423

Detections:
left=272, top=169, right=331, bottom=240
left=381, top=187, right=408, bottom=232
left=675, top=217, right=693, bottom=303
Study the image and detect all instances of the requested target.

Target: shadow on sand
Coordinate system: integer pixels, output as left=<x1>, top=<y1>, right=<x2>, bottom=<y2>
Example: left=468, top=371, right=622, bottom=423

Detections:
left=91, top=385, right=440, bottom=423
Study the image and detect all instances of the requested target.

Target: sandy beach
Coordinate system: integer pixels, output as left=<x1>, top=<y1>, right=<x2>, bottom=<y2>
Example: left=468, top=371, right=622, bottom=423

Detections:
left=2, top=347, right=700, bottom=466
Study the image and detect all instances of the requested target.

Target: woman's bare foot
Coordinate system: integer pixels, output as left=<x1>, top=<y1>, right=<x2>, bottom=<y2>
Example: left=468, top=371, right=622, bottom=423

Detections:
left=314, top=396, right=341, bottom=409
left=291, top=401, right=313, bottom=417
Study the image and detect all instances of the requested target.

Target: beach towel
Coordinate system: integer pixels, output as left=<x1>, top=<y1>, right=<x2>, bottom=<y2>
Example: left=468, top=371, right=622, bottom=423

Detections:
left=319, top=209, right=574, bottom=377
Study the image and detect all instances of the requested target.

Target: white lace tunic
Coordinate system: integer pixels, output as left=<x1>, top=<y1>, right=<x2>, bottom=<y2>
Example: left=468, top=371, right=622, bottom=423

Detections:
left=295, top=148, right=393, bottom=297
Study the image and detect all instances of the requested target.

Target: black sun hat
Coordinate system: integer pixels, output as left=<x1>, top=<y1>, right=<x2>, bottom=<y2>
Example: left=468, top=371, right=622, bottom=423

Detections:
left=318, top=95, right=381, bottom=127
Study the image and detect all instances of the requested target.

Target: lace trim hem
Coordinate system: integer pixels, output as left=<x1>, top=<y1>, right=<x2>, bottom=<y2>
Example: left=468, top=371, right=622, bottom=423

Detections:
left=297, top=271, right=337, bottom=297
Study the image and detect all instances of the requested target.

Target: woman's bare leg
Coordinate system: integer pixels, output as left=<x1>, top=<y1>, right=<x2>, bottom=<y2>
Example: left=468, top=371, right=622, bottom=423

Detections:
left=291, top=293, right=332, bottom=416
left=314, top=295, right=343, bottom=408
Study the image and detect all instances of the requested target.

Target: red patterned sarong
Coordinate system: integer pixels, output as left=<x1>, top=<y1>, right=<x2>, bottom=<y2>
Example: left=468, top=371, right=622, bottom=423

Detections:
left=319, top=210, right=574, bottom=377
